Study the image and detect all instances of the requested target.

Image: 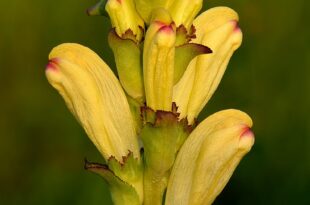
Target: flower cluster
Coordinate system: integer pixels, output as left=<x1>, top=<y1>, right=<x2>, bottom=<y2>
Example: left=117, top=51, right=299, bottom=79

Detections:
left=46, top=0, right=254, bottom=205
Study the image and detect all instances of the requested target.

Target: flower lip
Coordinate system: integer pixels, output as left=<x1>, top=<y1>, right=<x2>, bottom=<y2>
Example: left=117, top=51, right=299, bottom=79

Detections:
left=230, top=20, right=241, bottom=32
left=239, top=126, right=255, bottom=151
left=240, top=126, right=254, bottom=139
left=46, top=58, right=60, bottom=71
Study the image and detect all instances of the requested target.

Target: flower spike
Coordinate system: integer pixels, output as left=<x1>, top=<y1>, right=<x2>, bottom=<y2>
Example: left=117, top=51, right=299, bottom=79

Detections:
left=45, top=43, right=140, bottom=162
left=173, top=7, right=243, bottom=124
left=46, top=2, right=255, bottom=205
left=165, top=109, right=254, bottom=205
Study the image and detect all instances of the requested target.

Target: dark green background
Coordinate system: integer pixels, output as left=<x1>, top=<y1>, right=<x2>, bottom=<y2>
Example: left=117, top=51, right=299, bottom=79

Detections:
left=0, top=0, right=309, bottom=204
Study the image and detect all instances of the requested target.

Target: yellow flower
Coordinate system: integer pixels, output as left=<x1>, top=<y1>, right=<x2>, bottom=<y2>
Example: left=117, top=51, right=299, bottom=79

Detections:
left=45, top=43, right=140, bottom=162
left=143, top=8, right=176, bottom=111
left=165, top=109, right=254, bottom=205
left=173, top=7, right=243, bottom=124
left=46, top=43, right=144, bottom=204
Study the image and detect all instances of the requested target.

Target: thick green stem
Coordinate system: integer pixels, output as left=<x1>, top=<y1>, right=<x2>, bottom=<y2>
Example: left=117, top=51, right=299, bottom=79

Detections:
left=140, top=106, right=192, bottom=205
left=143, top=167, right=169, bottom=205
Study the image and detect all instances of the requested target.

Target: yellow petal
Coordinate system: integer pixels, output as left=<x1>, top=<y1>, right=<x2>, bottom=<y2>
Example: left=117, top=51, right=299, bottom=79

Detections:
left=45, top=43, right=140, bottom=162
left=173, top=58, right=196, bottom=120
left=193, top=7, right=240, bottom=42
left=168, top=0, right=203, bottom=29
left=173, top=7, right=242, bottom=124
left=165, top=109, right=254, bottom=205
left=106, top=0, right=145, bottom=41
left=134, top=0, right=202, bottom=28
left=134, top=0, right=174, bottom=23
left=143, top=9, right=176, bottom=111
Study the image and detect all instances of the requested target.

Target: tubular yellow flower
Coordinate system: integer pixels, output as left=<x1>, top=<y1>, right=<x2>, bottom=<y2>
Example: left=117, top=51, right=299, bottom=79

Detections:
left=45, top=43, right=140, bottom=162
left=173, top=7, right=242, bottom=124
left=143, top=9, right=176, bottom=111
left=165, top=109, right=254, bottom=205
left=105, top=0, right=145, bottom=41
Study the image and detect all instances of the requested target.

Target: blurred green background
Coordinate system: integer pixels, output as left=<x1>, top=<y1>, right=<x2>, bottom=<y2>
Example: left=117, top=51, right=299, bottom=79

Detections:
left=0, top=0, right=309, bottom=204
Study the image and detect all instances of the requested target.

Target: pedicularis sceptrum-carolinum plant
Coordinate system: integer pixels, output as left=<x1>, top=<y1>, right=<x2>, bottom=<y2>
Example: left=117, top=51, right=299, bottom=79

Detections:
left=45, top=0, right=255, bottom=204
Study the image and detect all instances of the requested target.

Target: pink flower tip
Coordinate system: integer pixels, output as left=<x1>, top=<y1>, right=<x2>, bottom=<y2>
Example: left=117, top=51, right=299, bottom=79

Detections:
left=230, top=20, right=241, bottom=32
left=158, top=25, right=174, bottom=34
left=46, top=58, right=59, bottom=71
left=240, top=127, right=254, bottom=139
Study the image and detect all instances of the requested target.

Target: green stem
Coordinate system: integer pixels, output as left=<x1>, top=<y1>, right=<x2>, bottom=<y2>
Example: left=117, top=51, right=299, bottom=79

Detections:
left=140, top=106, right=192, bottom=204
left=143, top=167, right=169, bottom=205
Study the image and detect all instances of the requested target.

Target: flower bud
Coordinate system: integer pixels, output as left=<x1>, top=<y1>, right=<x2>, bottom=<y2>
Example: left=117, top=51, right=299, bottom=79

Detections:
left=105, top=0, right=145, bottom=41
left=143, top=9, right=176, bottom=111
